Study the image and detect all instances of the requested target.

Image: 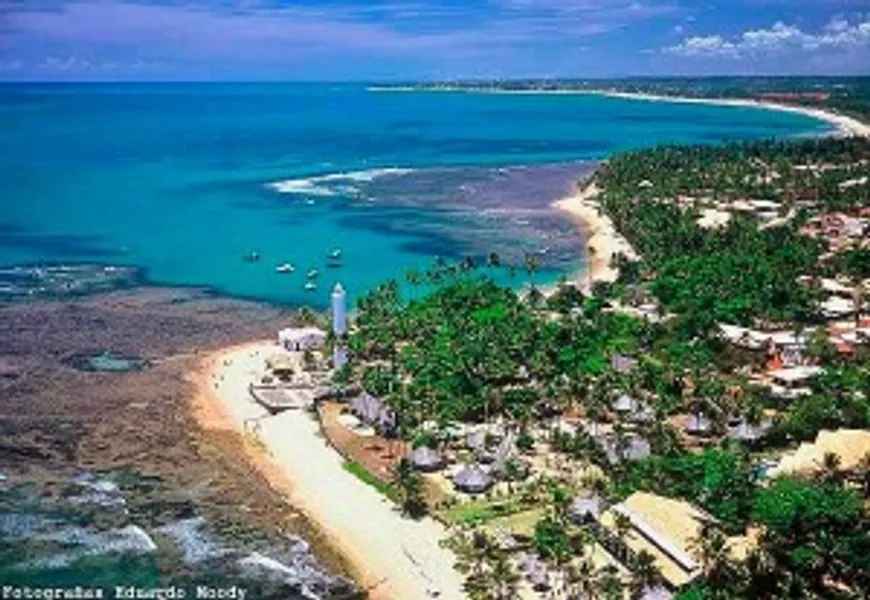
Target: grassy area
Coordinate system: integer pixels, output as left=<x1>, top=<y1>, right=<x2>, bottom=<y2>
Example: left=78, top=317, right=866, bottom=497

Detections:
left=442, top=496, right=527, bottom=526
left=487, top=508, right=546, bottom=537
left=342, top=461, right=398, bottom=502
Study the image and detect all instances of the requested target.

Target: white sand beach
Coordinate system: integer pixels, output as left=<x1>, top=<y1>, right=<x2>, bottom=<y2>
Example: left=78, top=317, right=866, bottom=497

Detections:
left=553, top=182, right=638, bottom=290
left=189, top=342, right=466, bottom=600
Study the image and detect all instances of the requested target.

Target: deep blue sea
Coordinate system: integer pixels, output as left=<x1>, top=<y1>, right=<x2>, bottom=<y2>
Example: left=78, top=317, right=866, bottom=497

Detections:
left=0, top=83, right=832, bottom=306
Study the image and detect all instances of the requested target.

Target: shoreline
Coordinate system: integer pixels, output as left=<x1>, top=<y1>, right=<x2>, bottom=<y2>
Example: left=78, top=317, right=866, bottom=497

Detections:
left=189, top=342, right=466, bottom=600
left=551, top=181, right=637, bottom=292
left=370, top=86, right=870, bottom=139
left=544, top=89, right=870, bottom=287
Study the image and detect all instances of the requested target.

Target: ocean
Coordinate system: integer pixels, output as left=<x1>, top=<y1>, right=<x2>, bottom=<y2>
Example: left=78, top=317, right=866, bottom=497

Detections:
left=0, top=83, right=832, bottom=307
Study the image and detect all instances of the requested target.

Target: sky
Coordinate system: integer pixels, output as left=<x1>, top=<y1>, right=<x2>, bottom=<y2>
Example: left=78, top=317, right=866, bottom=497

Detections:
left=0, top=0, right=869, bottom=80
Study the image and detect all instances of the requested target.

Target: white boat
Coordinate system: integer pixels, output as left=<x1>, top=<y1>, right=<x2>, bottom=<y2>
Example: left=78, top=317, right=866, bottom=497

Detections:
left=307, top=269, right=319, bottom=278
left=304, top=281, right=317, bottom=291
left=275, top=263, right=295, bottom=274
left=328, top=249, right=342, bottom=260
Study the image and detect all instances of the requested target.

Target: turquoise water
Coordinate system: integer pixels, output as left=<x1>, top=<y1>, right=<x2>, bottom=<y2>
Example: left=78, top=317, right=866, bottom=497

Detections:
left=0, top=83, right=832, bottom=306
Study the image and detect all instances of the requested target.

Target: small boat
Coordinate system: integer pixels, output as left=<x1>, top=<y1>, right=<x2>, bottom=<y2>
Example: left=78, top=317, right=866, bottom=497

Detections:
left=307, top=269, right=319, bottom=279
left=243, top=251, right=261, bottom=263
left=328, top=249, right=342, bottom=260
left=275, top=263, right=295, bottom=274
left=304, top=281, right=317, bottom=292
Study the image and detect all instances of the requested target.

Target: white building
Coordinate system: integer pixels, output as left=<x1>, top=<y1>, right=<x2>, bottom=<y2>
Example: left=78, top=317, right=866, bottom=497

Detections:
left=278, top=327, right=327, bottom=351
left=768, top=366, right=824, bottom=399
left=332, top=282, right=348, bottom=368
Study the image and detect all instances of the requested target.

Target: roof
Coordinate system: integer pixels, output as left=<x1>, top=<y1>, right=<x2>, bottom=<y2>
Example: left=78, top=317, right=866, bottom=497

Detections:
left=599, top=492, right=711, bottom=588
left=465, top=429, right=486, bottom=450
left=453, top=465, right=493, bottom=494
left=821, top=296, right=855, bottom=317
left=610, top=354, right=638, bottom=373
left=602, top=435, right=651, bottom=464
left=717, top=324, right=769, bottom=349
left=728, top=420, right=772, bottom=442
left=819, top=278, right=855, bottom=296
left=350, top=392, right=396, bottom=430
left=278, top=326, right=326, bottom=341
left=570, top=494, right=602, bottom=521
left=639, top=586, right=674, bottom=600
left=770, top=365, right=824, bottom=384
left=410, top=446, right=443, bottom=470
left=631, top=404, right=655, bottom=423
left=685, top=413, right=712, bottom=435
left=769, top=429, right=870, bottom=478
left=718, top=324, right=814, bottom=349
left=265, top=354, right=295, bottom=372
left=612, top=394, right=637, bottom=413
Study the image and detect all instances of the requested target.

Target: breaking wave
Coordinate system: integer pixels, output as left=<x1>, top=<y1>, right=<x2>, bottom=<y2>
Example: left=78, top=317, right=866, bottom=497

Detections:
left=267, top=168, right=415, bottom=197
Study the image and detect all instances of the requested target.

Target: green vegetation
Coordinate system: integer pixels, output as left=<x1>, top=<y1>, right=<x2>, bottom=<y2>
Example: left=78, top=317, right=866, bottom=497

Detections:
left=341, top=132, right=870, bottom=599
left=392, top=458, right=428, bottom=518
left=342, top=460, right=398, bottom=501
left=616, top=448, right=758, bottom=532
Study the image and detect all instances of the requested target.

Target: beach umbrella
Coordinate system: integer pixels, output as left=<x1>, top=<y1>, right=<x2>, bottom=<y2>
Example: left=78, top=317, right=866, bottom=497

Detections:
left=410, top=446, right=444, bottom=472
left=452, top=465, right=493, bottom=494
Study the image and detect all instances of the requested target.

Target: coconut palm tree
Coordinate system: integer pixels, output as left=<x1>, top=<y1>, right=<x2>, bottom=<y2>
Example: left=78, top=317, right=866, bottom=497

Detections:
left=392, top=457, right=427, bottom=518
left=564, top=559, right=598, bottom=600
left=629, top=550, right=662, bottom=599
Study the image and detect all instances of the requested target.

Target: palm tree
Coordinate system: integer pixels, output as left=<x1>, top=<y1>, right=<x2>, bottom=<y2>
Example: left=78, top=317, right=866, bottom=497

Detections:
left=392, top=458, right=427, bottom=518
left=820, top=451, right=843, bottom=484
left=490, top=552, right=521, bottom=600
left=564, top=559, right=598, bottom=600
left=629, top=550, right=661, bottom=599
left=405, top=268, right=423, bottom=299
left=693, top=521, right=736, bottom=592
left=524, top=251, right=539, bottom=283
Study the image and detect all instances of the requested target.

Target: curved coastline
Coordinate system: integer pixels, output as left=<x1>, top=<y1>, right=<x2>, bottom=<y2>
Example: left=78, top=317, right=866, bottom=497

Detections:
left=549, top=90, right=870, bottom=288
left=370, top=86, right=870, bottom=139
left=185, top=89, right=870, bottom=598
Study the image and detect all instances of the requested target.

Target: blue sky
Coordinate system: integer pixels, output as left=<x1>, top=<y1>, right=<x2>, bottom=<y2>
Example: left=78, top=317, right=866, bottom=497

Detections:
left=1, top=0, right=868, bottom=80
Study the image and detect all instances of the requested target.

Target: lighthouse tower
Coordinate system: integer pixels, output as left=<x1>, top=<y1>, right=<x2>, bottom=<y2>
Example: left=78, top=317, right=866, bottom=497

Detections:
left=331, top=283, right=348, bottom=368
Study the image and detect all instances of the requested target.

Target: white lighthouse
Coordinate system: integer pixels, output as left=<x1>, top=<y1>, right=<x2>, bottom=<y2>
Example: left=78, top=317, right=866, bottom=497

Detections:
left=331, top=283, right=348, bottom=368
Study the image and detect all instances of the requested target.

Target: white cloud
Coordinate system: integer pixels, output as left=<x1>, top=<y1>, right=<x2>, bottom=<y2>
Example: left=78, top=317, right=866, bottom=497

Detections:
left=665, top=17, right=870, bottom=57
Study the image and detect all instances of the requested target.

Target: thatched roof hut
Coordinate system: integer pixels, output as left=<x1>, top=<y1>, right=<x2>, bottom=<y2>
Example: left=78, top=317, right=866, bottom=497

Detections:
left=452, top=465, right=493, bottom=494
left=639, top=586, right=674, bottom=600
left=410, top=446, right=443, bottom=472
left=603, top=436, right=651, bottom=464
left=685, top=413, right=713, bottom=436
left=612, top=394, right=637, bottom=413
left=527, top=567, right=550, bottom=591
left=350, top=392, right=397, bottom=436
left=727, top=420, right=772, bottom=442
left=610, top=354, right=638, bottom=373
left=570, top=494, right=602, bottom=523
